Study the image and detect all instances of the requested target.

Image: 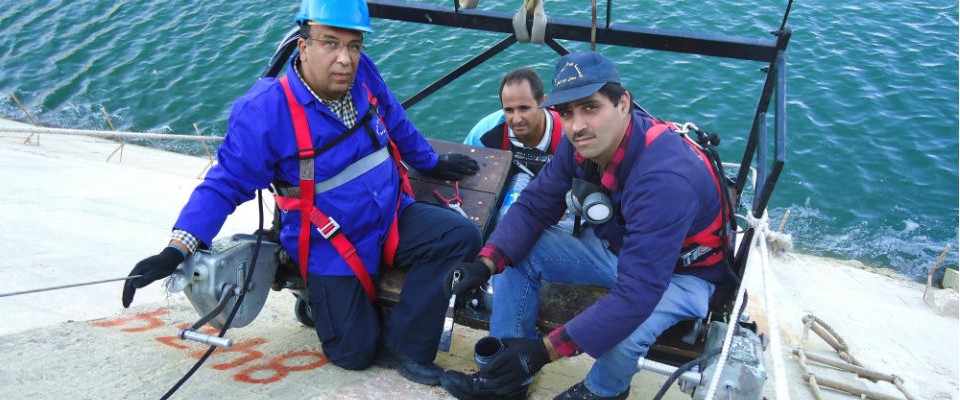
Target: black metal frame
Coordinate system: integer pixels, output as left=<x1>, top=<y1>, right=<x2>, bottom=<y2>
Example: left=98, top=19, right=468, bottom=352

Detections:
left=261, top=0, right=792, bottom=282
left=369, top=0, right=778, bottom=61
left=365, top=0, right=792, bottom=277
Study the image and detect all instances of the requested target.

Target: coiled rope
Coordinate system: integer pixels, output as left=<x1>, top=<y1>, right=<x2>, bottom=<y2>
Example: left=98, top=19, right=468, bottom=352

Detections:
left=795, top=314, right=918, bottom=400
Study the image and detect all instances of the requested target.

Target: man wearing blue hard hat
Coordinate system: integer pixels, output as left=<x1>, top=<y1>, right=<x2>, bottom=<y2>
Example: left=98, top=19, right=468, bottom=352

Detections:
left=122, top=0, right=482, bottom=387
left=441, top=51, right=732, bottom=399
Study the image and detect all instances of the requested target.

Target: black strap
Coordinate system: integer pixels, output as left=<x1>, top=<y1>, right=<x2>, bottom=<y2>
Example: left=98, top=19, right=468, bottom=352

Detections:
left=303, top=105, right=378, bottom=159
left=695, top=129, right=738, bottom=278
left=582, top=159, right=602, bottom=184
left=273, top=105, right=383, bottom=188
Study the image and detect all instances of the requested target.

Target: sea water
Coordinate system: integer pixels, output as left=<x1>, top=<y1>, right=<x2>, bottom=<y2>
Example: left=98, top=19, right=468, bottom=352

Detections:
left=0, top=0, right=957, bottom=280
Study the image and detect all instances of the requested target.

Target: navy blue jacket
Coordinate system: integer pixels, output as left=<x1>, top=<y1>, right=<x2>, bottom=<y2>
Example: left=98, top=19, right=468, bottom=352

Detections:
left=486, top=109, right=727, bottom=356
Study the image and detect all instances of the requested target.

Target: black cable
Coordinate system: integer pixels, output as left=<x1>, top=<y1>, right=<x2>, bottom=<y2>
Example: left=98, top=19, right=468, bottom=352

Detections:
left=0, top=275, right=142, bottom=298
left=160, top=345, right=216, bottom=400
left=710, top=144, right=739, bottom=283
left=653, top=293, right=751, bottom=400
left=160, top=189, right=266, bottom=399
left=652, top=348, right=722, bottom=400
left=779, top=0, right=794, bottom=32
left=694, top=128, right=741, bottom=285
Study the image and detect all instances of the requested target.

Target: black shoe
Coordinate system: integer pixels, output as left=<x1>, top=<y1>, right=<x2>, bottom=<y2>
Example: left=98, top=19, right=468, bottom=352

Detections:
left=377, top=347, right=443, bottom=386
left=554, top=382, right=629, bottom=400
left=440, top=370, right=529, bottom=400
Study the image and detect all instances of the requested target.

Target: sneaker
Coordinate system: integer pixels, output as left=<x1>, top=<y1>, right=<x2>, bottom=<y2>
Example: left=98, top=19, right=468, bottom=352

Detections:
left=377, top=347, right=443, bottom=386
left=554, top=382, right=629, bottom=400
left=440, top=370, right=529, bottom=400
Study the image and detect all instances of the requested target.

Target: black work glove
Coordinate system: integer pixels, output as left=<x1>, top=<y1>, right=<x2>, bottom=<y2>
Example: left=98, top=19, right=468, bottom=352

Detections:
left=443, top=260, right=492, bottom=299
left=426, top=153, right=480, bottom=181
left=122, top=246, right=185, bottom=308
left=478, top=337, right=551, bottom=393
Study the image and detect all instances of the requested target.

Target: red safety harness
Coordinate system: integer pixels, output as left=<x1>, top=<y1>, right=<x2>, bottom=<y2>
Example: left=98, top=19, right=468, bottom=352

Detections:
left=501, top=109, right=563, bottom=154
left=274, top=76, right=413, bottom=302
left=644, top=121, right=729, bottom=269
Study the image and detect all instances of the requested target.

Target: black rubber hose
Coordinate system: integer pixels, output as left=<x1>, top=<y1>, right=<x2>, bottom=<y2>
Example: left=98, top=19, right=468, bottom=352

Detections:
left=652, top=348, right=722, bottom=400
left=160, top=190, right=267, bottom=400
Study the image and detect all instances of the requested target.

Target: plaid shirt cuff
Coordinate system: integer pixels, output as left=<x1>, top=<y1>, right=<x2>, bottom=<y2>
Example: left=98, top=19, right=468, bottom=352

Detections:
left=170, top=229, right=200, bottom=253
left=547, top=326, right=583, bottom=357
left=478, top=244, right=510, bottom=274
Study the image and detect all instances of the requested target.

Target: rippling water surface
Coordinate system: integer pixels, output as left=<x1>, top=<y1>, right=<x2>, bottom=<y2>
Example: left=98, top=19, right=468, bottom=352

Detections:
left=1, top=0, right=957, bottom=279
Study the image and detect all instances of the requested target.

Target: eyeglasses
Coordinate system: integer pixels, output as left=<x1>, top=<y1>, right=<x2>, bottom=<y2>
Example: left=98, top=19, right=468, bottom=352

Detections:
left=308, top=37, right=365, bottom=56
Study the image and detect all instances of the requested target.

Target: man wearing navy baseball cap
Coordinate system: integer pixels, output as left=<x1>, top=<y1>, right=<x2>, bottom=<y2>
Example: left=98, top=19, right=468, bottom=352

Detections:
left=441, top=51, right=732, bottom=399
left=541, top=51, right=620, bottom=107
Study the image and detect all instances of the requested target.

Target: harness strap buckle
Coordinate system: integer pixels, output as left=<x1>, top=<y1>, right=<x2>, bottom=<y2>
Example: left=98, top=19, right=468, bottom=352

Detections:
left=679, top=245, right=715, bottom=268
left=298, top=148, right=316, bottom=159
left=300, top=159, right=315, bottom=181
left=674, top=122, right=698, bottom=135
left=316, top=217, right=341, bottom=239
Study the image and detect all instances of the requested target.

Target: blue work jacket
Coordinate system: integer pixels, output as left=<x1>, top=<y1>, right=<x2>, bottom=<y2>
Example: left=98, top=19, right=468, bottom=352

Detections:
left=174, top=54, right=439, bottom=276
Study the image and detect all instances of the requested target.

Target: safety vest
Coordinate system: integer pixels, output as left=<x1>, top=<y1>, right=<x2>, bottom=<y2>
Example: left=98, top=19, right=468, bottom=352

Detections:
left=641, top=120, right=730, bottom=269
left=273, top=76, right=413, bottom=302
left=500, top=108, right=563, bottom=154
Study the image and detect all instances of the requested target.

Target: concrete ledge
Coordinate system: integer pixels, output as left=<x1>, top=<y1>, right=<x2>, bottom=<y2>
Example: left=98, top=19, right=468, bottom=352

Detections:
left=942, top=268, right=959, bottom=290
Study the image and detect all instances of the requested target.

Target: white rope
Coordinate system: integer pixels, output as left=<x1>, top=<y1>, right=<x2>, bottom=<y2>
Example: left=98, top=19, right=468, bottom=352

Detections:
left=695, top=162, right=793, bottom=398
left=701, top=251, right=750, bottom=399
left=756, top=211, right=792, bottom=400
left=702, top=211, right=791, bottom=399
left=743, top=211, right=765, bottom=231
left=0, top=125, right=224, bottom=142
left=744, top=210, right=794, bottom=254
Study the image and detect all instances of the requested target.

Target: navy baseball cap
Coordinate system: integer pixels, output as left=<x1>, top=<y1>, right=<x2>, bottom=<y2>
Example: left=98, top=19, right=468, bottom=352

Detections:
left=540, top=51, right=620, bottom=109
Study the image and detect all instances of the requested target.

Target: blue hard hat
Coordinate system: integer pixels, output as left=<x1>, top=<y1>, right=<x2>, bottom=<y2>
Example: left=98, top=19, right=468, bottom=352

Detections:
left=295, top=0, right=374, bottom=33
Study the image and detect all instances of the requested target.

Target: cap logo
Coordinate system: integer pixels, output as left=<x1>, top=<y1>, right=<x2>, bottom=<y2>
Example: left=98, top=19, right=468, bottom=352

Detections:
left=554, top=62, right=584, bottom=87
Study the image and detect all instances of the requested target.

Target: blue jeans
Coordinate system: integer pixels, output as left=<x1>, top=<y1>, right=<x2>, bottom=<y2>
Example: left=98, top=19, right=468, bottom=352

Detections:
left=490, top=220, right=714, bottom=396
